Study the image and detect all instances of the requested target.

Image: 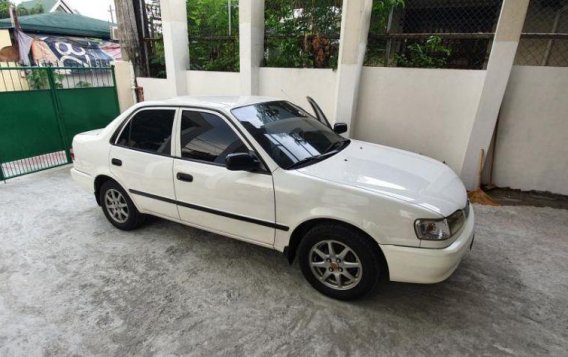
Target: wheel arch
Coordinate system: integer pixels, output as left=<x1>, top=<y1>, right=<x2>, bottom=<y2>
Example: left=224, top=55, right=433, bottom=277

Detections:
left=94, top=175, right=114, bottom=206
left=94, top=173, right=128, bottom=208
left=284, top=218, right=389, bottom=280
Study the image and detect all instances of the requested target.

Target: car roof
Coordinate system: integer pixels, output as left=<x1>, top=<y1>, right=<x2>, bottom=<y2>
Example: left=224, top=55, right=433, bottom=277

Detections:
left=141, top=96, right=283, bottom=110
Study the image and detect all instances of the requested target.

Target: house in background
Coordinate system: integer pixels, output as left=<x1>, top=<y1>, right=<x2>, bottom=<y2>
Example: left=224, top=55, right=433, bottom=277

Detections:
left=0, top=12, right=112, bottom=39
left=17, top=0, right=77, bottom=15
left=0, top=12, right=119, bottom=65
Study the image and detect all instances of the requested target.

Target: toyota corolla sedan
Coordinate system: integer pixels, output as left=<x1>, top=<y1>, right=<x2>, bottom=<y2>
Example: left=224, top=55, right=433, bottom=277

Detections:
left=71, top=96, right=474, bottom=300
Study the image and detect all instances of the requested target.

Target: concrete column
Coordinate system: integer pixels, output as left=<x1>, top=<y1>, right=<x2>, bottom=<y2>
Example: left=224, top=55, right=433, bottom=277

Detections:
left=333, top=0, right=373, bottom=134
left=239, top=0, right=264, bottom=95
left=160, top=0, right=189, bottom=96
left=114, top=61, right=136, bottom=112
left=460, top=0, right=529, bottom=189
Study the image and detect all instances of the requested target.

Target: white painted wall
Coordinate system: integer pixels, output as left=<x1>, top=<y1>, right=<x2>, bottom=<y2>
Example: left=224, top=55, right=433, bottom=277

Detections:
left=186, top=71, right=241, bottom=96
left=492, top=66, right=568, bottom=195
left=354, top=67, right=486, bottom=173
left=258, top=67, right=338, bottom=122
left=137, top=77, right=176, bottom=101
left=140, top=66, right=487, bottom=177
left=0, top=29, right=11, bottom=48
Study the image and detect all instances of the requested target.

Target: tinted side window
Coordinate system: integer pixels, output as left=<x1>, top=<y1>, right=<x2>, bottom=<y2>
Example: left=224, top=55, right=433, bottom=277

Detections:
left=117, top=109, right=175, bottom=154
left=180, top=111, right=248, bottom=164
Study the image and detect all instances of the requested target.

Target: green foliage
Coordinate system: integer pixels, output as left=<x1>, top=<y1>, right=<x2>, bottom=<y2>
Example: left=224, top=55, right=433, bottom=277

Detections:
left=26, top=69, right=63, bottom=90
left=396, top=36, right=452, bottom=68
left=264, top=0, right=342, bottom=68
left=369, top=0, right=405, bottom=34
left=75, top=81, right=92, bottom=88
left=364, top=0, right=405, bottom=66
left=149, top=38, right=166, bottom=78
left=0, top=0, right=44, bottom=18
left=187, top=0, right=239, bottom=71
left=17, top=3, right=44, bottom=16
left=0, top=0, right=11, bottom=19
left=26, top=69, right=48, bottom=90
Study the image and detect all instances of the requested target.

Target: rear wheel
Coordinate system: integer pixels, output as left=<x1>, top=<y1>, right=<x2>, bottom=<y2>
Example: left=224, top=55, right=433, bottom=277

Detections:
left=298, top=224, right=383, bottom=300
left=100, top=180, right=145, bottom=230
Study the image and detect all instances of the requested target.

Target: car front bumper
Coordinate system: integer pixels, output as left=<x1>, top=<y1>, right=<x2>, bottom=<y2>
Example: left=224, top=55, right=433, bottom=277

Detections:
left=70, top=168, right=94, bottom=193
left=381, top=207, right=475, bottom=284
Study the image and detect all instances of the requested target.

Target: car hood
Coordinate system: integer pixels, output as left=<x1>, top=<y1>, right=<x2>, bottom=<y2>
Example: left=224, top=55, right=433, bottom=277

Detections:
left=298, top=140, right=467, bottom=217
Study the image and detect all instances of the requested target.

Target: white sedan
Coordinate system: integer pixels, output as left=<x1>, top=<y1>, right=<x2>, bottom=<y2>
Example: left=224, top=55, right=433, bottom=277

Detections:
left=71, top=96, right=474, bottom=300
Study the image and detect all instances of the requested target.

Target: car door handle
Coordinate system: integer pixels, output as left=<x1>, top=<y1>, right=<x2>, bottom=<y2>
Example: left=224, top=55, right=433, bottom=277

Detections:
left=176, top=172, right=193, bottom=182
left=111, top=158, right=122, bottom=166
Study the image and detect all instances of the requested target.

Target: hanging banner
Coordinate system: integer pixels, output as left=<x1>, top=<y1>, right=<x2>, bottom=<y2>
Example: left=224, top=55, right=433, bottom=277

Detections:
left=29, top=34, right=121, bottom=67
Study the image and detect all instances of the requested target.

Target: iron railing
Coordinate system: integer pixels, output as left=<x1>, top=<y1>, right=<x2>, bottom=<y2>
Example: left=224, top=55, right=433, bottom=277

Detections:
left=366, top=0, right=503, bottom=69
left=515, top=1, right=568, bottom=67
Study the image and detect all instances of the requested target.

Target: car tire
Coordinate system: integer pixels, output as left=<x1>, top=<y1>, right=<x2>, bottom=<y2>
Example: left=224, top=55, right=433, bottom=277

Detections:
left=100, top=180, right=145, bottom=230
left=298, top=224, right=383, bottom=300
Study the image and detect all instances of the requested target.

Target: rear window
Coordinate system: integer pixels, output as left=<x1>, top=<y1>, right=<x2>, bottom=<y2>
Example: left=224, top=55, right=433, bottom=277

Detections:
left=117, top=109, right=175, bottom=154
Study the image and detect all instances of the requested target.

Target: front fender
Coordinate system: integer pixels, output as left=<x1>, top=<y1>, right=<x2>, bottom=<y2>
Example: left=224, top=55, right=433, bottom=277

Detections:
left=272, top=170, right=430, bottom=252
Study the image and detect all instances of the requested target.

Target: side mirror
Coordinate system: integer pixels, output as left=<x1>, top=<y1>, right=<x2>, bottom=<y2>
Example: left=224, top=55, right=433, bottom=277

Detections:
left=225, top=152, right=259, bottom=171
left=333, top=122, right=348, bottom=134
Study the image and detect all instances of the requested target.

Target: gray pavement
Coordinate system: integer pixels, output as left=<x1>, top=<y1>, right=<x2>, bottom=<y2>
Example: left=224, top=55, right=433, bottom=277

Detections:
left=0, top=167, right=567, bottom=356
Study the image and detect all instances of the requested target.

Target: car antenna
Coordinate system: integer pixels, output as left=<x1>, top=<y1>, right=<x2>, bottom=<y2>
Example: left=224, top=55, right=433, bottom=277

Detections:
left=280, top=88, right=292, bottom=101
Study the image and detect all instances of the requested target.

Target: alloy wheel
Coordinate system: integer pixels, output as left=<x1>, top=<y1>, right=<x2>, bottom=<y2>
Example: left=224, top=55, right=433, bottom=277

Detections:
left=105, top=188, right=129, bottom=223
left=309, top=240, right=363, bottom=290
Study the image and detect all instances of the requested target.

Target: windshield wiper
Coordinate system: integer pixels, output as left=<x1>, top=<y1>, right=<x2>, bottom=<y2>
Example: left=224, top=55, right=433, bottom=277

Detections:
left=286, top=154, right=327, bottom=170
left=324, top=139, right=350, bottom=154
left=287, top=140, right=350, bottom=170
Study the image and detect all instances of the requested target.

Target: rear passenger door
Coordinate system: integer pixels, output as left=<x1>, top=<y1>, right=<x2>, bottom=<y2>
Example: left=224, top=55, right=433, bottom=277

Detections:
left=110, top=108, right=179, bottom=219
left=172, top=109, right=276, bottom=246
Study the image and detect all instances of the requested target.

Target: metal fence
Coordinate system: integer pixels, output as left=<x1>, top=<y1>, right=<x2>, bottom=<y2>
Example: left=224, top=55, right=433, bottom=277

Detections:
left=0, top=64, right=120, bottom=180
left=515, top=0, right=568, bottom=67
left=366, top=0, right=503, bottom=69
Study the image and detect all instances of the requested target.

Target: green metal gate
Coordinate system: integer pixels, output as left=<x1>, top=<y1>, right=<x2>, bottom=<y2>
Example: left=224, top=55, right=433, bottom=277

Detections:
left=0, top=65, right=120, bottom=180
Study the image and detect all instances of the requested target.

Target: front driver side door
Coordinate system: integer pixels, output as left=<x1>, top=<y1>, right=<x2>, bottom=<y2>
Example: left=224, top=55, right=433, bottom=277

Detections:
left=172, top=109, right=277, bottom=247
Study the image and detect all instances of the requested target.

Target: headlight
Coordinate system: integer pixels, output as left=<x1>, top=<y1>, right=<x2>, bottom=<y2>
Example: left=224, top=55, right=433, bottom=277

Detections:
left=414, top=219, right=451, bottom=240
left=415, top=209, right=466, bottom=241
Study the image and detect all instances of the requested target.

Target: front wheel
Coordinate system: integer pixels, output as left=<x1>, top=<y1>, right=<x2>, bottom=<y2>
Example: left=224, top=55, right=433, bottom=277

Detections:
left=298, top=224, right=383, bottom=300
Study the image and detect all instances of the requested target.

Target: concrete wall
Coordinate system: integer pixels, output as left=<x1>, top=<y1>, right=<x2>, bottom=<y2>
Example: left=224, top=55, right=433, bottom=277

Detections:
left=0, top=29, right=11, bottom=48
left=138, top=67, right=338, bottom=124
left=186, top=71, right=241, bottom=96
left=258, top=67, right=338, bottom=122
left=138, top=65, right=487, bottom=176
left=491, top=66, right=568, bottom=195
left=139, top=0, right=558, bottom=193
left=354, top=67, right=486, bottom=173
left=137, top=77, right=176, bottom=101
left=138, top=71, right=241, bottom=99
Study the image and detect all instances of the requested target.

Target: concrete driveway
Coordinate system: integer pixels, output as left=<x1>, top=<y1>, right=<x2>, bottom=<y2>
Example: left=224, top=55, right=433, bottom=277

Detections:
left=1, top=168, right=567, bottom=356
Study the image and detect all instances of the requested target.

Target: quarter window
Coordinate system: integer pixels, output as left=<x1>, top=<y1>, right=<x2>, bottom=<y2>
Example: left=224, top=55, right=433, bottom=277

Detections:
left=180, top=110, right=248, bottom=164
left=117, top=109, right=175, bottom=154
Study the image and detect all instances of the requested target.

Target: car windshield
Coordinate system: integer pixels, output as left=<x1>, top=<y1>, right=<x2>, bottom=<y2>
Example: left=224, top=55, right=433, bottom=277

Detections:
left=231, top=101, right=349, bottom=169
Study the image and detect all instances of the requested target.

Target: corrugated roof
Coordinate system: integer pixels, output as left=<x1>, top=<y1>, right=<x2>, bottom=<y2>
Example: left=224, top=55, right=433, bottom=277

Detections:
left=0, top=12, right=112, bottom=39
